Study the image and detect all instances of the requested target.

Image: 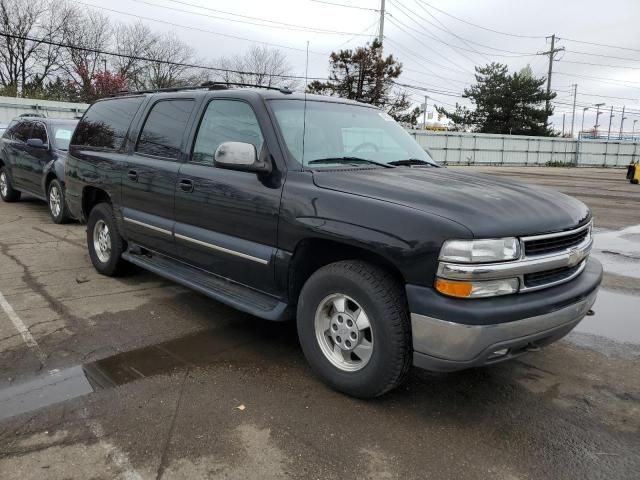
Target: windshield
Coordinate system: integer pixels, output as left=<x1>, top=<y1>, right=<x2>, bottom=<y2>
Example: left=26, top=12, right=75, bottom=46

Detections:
left=269, top=100, right=435, bottom=168
left=51, top=122, right=77, bottom=150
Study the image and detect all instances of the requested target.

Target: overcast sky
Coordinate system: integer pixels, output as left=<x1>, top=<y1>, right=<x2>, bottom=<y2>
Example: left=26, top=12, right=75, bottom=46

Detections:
left=81, top=0, right=640, bottom=134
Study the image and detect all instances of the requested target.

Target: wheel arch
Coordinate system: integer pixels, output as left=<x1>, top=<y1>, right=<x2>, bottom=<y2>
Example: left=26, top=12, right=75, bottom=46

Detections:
left=287, top=237, right=406, bottom=306
left=82, top=186, right=112, bottom=220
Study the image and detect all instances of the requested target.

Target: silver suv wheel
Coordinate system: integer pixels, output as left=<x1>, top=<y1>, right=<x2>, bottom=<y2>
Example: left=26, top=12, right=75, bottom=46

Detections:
left=314, top=293, right=374, bottom=372
left=0, top=171, right=7, bottom=198
left=93, top=219, right=112, bottom=263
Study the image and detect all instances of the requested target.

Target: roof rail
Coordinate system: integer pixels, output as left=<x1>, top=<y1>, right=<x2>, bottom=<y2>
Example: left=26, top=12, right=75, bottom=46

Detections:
left=108, top=81, right=293, bottom=97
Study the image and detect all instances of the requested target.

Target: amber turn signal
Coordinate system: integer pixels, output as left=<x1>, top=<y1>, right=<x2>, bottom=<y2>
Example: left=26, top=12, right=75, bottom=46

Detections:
left=435, top=278, right=473, bottom=298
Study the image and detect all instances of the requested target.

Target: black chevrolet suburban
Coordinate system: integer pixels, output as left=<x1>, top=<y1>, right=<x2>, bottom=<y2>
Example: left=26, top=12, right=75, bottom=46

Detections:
left=65, top=85, right=602, bottom=398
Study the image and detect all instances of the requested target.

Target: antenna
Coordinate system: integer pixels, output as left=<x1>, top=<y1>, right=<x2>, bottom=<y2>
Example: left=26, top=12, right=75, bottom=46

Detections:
left=302, top=40, right=309, bottom=168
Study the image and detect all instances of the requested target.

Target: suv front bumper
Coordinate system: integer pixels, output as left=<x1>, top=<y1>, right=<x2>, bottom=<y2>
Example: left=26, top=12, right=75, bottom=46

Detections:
left=408, top=257, right=602, bottom=372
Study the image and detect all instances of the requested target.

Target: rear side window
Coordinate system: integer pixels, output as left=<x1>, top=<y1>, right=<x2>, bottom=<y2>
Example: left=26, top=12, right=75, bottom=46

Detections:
left=72, top=97, right=143, bottom=150
left=136, top=99, right=194, bottom=160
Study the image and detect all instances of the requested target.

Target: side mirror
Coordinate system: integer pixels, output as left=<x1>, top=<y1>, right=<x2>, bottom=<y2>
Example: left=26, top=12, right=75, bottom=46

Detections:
left=214, top=141, right=270, bottom=173
left=26, top=138, right=46, bottom=149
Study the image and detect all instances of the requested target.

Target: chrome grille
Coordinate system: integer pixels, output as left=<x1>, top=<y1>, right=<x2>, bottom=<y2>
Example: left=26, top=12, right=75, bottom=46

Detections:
left=524, top=224, right=590, bottom=257
left=523, top=262, right=584, bottom=289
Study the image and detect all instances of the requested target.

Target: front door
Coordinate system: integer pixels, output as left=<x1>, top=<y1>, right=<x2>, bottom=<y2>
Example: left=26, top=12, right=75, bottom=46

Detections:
left=22, top=121, right=51, bottom=195
left=174, top=99, right=284, bottom=294
left=121, top=98, right=196, bottom=256
left=3, top=121, right=33, bottom=190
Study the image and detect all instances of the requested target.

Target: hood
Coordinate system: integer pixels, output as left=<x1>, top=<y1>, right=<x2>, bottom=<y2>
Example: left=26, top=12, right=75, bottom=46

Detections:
left=312, top=167, right=590, bottom=238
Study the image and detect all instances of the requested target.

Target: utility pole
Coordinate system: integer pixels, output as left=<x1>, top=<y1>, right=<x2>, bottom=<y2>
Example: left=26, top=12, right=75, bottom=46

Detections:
left=423, top=95, right=428, bottom=129
left=570, top=83, right=577, bottom=137
left=562, top=113, right=566, bottom=137
left=581, top=107, right=589, bottom=136
left=619, top=106, right=626, bottom=140
left=540, top=34, right=564, bottom=112
left=378, top=0, right=386, bottom=44
left=633, top=120, right=638, bottom=140
left=594, top=103, right=605, bottom=137
left=607, top=106, right=614, bottom=140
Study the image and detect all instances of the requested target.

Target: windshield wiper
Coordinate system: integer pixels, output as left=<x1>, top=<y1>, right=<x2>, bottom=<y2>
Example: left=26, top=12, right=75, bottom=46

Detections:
left=308, top=157, right=395, bottom=168
left=388, top=158, right=436, bottom=167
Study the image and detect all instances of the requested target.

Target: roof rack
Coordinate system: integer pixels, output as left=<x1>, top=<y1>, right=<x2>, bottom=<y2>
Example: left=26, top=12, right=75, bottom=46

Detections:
left=109, top=81, right=293, bottom=97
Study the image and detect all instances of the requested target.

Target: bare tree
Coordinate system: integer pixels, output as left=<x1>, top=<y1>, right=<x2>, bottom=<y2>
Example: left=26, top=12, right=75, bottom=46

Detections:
left=113, top=21, right=158, bottom=88
left=0, top=0, right=70, bottom=96
left=217, top=45, right=297, bottom=89
left=61, top=8, right=112, bottom=99
left=139, top=33, right=196, bottom=89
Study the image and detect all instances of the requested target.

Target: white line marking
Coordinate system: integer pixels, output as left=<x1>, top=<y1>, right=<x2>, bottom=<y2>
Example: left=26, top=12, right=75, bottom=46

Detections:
left=0, top=290, right=46, bottom=363
left=84, top=412, right=145, bottom=480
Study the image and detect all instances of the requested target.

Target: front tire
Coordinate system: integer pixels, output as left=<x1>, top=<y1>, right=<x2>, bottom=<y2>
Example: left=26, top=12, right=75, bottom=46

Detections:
left=87, top=203, right=127, bottom=276
left=0, top=166, right=21, bottom=202
left=296, top=260, right=412, bottom=398
left=47, top=179, right=71, bottom=224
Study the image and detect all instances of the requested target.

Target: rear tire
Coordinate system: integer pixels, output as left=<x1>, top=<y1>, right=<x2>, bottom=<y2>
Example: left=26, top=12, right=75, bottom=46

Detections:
left=47, top=179, right=71, bottom=224
left=0, top=166, right=21, bottom=202
left=87, top=203, right=127, bottom=276
left=296, top=260, right=411, bottom=398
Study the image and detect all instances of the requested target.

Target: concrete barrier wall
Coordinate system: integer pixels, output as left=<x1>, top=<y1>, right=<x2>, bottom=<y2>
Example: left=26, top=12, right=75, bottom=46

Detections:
left=0, top=96, right=88, bottom=124
left=409, top=130, right=640, bottom=167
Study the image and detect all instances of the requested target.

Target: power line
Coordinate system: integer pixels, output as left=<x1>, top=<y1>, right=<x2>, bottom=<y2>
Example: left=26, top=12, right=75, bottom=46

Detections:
left=406, top=0, right=540, bottom=57
left=557, top=59, right=640, bottom=71
left=0, top=29, right=471, bottom=112
left=385, top=15, right=473, bottom=74
left=389, top=1, right=539, bottom=59
left=388, top=0, right=483, bottom=65
left=70, top=1, right=327, bottom=55
left=560, top=37, right=640, bottom=54
left=565, top=49, right=640, bottom=63
left=415, top=0, right=545, bottom=39
left=384, top=37, right=474, bottom=82
left=309, top=0, right=380, bottom=12
left=0, top=31, right=326, bottom=81
left=554, top=71, right=640, bottom=89
left=130, top=0, right=372, bottom=36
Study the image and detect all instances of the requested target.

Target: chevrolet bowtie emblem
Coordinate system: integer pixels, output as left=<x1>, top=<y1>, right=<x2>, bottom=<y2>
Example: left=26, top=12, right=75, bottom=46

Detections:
left=567, top=247, right=582, bottom=267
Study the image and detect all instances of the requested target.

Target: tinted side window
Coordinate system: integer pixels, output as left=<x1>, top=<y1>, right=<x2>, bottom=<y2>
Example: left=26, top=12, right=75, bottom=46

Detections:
left=31, top=123, right=48, bottom=144
left=12, top=121, right=33, bottom=143
left=192, top=100, right=264, bottom=165
left=136, top=100, right=194, bottom=159
left=72, top=97, right=143, bottom=150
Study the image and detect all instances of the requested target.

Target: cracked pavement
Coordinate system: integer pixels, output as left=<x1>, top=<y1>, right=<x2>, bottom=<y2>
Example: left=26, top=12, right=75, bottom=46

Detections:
left=0, top=167, right=639, bottom=479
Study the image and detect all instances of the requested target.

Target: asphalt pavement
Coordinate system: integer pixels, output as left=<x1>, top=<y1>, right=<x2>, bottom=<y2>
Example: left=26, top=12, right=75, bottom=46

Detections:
left=0, top=167, right=638, bottom=479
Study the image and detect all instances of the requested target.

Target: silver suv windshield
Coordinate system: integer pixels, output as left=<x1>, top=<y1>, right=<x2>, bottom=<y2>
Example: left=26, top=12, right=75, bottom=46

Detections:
left=269, top=99, right=435, bottom=168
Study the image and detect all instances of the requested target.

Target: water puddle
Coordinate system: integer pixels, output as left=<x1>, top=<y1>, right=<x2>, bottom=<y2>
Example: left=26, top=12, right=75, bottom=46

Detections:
left=567, top=289, right=640, bottom=356
left=0, top=322, right=297, bottom=422
left=592, top=225, right=640, bottom=279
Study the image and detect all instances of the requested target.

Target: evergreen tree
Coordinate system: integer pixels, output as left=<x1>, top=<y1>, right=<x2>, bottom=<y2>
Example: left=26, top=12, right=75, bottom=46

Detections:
left=437, top=63, right=555, bottom=136
left=308, top=40, right=420, bottom=126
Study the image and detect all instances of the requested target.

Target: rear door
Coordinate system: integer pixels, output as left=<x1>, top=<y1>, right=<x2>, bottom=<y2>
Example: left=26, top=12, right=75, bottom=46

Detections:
left=121, top=97, right=197, bottom=256
left=173, top=98, right=284, bottom=294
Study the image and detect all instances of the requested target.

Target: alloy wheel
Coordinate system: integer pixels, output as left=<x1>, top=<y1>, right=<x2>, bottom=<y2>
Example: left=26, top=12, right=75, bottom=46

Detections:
left=93, top=219, right=111, bottom=263
left=49, top=185, right=61, bottom=218
left=0, top=172, right=7, bottom=198
left=314, top=293, right=374, bottom=372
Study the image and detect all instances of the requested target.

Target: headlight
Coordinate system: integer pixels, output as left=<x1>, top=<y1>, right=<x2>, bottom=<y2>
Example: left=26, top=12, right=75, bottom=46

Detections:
left=435, top=277, right=519, bottom=298
left=439, top=238, right=520, bottom=263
